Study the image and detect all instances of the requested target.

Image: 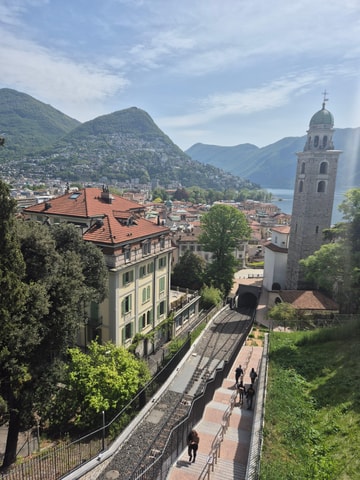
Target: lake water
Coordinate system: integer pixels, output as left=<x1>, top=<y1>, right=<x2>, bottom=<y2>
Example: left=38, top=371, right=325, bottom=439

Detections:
left=265, top=187, right=347, bottom=225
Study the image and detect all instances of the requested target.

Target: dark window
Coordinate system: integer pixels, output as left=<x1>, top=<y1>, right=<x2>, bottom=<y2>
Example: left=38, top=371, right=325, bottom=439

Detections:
left=314, top=136, right=319, bottom=147
left=123, top=270, right=134, bottom=285
left=142, top=240, right=151, bottom=256
left=316, top=226, right=319, bottom=234
left=124, top=245, right=131, bottom=262
left=299, top=180, right=304, bottom=193
left=317, top=181, right=326, bottom=193
left=300, top=162, right=305, bottom=174
left=159, top=300, right=166, bottom=317
left=124, top=323, right=132, bottom=340
left=139, top=313, right=146, bottom=330
left=323, top=136, right=328, bottom=148
left=319, top=162, right=328, bottom=174
left=122, top=295, right=132, bottom=314
left=159, top=256, right=167, bottom=268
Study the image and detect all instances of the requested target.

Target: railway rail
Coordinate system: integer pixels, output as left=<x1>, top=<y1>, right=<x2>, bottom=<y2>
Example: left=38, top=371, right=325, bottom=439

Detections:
left=96, top=306, right=254, bottom=480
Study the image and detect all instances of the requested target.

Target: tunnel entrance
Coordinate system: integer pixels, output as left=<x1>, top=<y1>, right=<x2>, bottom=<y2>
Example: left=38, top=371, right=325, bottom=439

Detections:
left=233, top=284, right=261, bottom=309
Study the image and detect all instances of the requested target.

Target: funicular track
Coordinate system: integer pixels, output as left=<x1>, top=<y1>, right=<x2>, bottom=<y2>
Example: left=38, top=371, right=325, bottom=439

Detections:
left=97, top=306, right=254, bottom=480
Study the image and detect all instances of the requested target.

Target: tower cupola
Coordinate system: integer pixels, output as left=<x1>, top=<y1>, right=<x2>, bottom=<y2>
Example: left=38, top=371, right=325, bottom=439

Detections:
left=304, top=93, right=334, bottom=152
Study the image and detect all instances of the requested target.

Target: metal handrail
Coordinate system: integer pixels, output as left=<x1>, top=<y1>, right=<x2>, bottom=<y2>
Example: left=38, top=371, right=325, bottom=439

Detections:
left=197, top=387, right=237, bottom=480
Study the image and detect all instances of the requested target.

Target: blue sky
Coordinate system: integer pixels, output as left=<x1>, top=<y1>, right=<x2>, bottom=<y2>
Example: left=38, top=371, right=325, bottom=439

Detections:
left=0, top=0, right=359, bottom=150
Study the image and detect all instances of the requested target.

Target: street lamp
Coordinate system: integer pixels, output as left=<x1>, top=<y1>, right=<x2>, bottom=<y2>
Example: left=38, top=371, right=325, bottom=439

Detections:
left=101, top=410, right=106, bottom=451
left=84, top=317, right=89, bottom=352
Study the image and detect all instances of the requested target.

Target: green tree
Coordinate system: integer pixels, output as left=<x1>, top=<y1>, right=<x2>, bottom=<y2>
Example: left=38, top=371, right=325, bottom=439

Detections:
left=152, top=187, right=168, bottom=201
left=268, top=302, right=297, bottom=330
left=0, top=181, right=31, bottom=468
left=173, top=187, right=189, bottom=201
left=0, top=209, right=108, bottom=468
left=199, top=204, right=250, bottom=296
left=200, top=286, right=223, bottom=309
left=50, top=342, right=151, bottom=431
left=172, top=251, right=205, bottom=291
left=301, top=188, right=360, bottom=313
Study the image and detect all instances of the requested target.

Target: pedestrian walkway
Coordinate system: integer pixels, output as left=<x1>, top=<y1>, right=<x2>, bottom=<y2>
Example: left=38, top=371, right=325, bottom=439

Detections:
left=167, top=345, right=263, bottom=480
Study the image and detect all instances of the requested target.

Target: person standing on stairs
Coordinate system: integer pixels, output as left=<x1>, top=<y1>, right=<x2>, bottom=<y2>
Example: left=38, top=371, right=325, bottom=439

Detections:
left=187, top=429, right=200, bottom=463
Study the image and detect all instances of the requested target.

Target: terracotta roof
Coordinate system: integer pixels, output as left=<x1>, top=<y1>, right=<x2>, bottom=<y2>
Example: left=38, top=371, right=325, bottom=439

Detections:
left=279, top=290, right=339, bottom=311
left=24, top=187, right=169, bottom=246
left=83, top=214, right=167, bottom=245
left=271, top=225, right=290, bottom=234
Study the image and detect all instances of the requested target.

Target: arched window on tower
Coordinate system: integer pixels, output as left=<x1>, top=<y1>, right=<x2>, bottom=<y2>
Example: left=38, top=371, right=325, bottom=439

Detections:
left=299, top=180, right=304, bottom=193
left=319, top=161, right=328, bottom=174
left=300, top=162, right=305, bottom=174
left=315, top=226, right=319, bottom=234
left=323, top=136, right=328, bottom=148
left=314, top=136, right=319, bottom=147
left=317, top=180, right=326, bottom=193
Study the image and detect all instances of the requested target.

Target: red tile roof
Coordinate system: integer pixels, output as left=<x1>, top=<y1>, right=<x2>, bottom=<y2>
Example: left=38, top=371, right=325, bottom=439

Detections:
left=279, top=290, right=339, bottom=311
left=271, top=225, right=290, bottom=234
left=24, top=187, right=169, bottom=246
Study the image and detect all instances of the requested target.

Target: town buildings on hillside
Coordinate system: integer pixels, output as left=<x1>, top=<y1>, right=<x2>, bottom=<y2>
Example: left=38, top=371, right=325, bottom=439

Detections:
left=23, top=186, right=200, bottom=356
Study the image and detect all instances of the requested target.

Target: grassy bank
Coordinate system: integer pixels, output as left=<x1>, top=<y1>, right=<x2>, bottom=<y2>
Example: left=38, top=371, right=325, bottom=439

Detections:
left=260, top=320, right=360, bottom=480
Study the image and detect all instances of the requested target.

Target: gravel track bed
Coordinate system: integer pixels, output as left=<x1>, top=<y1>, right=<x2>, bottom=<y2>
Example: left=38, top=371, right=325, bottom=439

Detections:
left=96, top=391, right=183, bottom=480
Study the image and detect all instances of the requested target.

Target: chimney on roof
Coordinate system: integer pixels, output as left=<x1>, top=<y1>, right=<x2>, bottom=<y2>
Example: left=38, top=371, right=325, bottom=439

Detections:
left=101, top=185, right=113, bottom=204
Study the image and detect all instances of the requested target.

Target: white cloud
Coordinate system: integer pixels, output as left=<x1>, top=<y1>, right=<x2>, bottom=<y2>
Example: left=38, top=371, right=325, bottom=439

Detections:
left=0, top=31, right=128, bottom=120
left=159, top=71, right=324, bottom=129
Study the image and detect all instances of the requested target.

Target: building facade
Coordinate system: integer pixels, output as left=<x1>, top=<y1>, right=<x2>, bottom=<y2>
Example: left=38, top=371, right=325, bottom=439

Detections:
left=23, top=186, right=176, bottom=355
left=286, top=100, right=342, bottom=289
left=263, top=225, right=290, bottom=291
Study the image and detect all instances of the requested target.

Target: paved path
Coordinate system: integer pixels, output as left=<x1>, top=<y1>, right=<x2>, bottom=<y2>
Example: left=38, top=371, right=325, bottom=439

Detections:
left=167, top=345, right=263, bottom=480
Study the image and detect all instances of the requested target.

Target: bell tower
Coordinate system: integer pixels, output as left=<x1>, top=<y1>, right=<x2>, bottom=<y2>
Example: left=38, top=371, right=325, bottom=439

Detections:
left=286, top=95, right=342, bottom=289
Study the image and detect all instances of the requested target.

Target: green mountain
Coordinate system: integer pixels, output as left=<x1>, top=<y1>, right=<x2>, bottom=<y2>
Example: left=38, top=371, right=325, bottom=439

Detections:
left=0, top=90, right=257, bottom=190
left=186, top=128, right=360, bottom=189
left=0, top=88, right=80, bottom=161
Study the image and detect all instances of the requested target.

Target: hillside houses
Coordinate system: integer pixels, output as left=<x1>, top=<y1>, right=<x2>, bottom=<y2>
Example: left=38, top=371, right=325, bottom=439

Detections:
left=18, top=185, right=291, bottom=354
left=22, top=186, right=200, bottom=356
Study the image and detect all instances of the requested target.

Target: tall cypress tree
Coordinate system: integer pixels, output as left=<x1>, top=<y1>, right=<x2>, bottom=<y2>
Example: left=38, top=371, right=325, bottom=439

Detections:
left=0, top=180, right=29, bottom=468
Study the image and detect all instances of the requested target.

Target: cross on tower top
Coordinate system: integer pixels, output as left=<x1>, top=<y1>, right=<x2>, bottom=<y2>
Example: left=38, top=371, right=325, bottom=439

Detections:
left=322, top=90, right=329, bottom=108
